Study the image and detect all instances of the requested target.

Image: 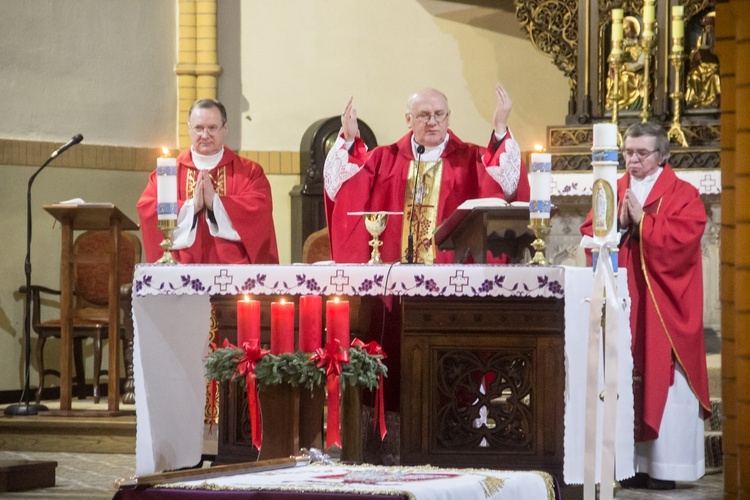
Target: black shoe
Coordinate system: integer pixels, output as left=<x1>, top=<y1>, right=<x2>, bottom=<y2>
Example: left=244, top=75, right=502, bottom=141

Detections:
left=647, top=477, right=676, bottom=490
left=619, top=473, right=649, bottom=489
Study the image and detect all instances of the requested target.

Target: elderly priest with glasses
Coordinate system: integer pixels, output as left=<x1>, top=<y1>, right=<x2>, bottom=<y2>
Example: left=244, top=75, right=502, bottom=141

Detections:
left=323, top=84, right=530, bottom=265
left=137, top=98, right=279, bottom=264
left=581, top=122, right=711, bottom=490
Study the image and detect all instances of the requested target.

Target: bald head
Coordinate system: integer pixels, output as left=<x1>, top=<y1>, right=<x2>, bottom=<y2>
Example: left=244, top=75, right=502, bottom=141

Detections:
left=407, top=88, right=448, bottom=114
left=405, top=88, right=451, bottom=147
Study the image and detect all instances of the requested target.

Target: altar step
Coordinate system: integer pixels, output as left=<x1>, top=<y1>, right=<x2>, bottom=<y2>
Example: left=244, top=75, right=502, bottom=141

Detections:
left=0, top=401, right=136, bottom=454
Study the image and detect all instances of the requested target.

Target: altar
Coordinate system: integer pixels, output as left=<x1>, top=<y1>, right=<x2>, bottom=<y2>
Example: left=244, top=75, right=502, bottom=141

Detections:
left=132, top=263, right=633, bottom=485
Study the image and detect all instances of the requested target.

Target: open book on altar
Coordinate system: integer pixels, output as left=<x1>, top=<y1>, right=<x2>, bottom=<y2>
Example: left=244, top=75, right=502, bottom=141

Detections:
left=457, top=197, right=530, bottom=210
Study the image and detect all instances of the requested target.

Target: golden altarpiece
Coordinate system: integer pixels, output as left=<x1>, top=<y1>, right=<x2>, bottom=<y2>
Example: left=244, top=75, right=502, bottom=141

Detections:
left=515, top=0, right=722, bottom=336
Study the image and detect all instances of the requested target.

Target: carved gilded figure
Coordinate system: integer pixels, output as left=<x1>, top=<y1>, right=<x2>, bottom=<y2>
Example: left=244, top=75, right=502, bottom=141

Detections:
left=606, top=16, right=645, bottom=111
left=685, top=13, right=720, bottom=109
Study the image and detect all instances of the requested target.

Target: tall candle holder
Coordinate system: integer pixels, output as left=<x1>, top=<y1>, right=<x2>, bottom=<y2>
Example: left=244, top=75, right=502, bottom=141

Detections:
left=528, top=218, right=551, bottom=266
left=155, top=219, right=179, bottom=264
left=668, top=7, right=689, bottom=147
left=639, top=1, right=656, bottom=123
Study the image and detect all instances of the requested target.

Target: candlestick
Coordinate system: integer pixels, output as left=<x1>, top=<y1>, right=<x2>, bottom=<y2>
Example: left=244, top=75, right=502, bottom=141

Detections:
left=237, top=295, right=261, bottom=348
left=155, top=148, right=179, bottom=264
left=668, top=43, right=689, bottom=147
left=326, top=297, right=350, bottom=348
left=270, top=299, right=295, bottom=355
left=299, top=295, right=322, bottom=352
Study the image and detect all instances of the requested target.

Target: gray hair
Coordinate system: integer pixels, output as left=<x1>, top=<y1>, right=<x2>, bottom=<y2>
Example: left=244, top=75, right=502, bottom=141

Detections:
left=623, top=122, right=670, bottom=164
left=188, top=99, right=227, bottom=125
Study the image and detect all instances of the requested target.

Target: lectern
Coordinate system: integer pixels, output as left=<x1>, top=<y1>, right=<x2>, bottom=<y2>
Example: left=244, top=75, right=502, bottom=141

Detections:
left=43, top=203, right=138, bottom=414
left=434, top=205, right=535, bottom=263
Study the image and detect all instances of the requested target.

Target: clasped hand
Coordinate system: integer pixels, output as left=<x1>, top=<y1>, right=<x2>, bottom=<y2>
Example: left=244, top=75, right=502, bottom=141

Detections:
left=619, top=188, right=644, bottom=228
left=193, top=170, right=216, bottom=212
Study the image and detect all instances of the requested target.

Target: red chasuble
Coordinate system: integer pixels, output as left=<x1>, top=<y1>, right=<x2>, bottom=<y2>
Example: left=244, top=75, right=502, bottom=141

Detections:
left=581, top=164, right=711, bottom=441
left=137, top=147, right=279, bottom=264
left=325, top=131, right=530, bottom=264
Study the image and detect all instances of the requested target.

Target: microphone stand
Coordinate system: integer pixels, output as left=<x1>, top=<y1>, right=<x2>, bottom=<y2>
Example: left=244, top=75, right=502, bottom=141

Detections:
left=5, top=135, right=83, bottom=416
left=405, top=145, right=425, bottom=264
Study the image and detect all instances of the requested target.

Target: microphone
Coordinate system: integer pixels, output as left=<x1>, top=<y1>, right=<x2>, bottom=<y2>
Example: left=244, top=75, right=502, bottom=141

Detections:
left=50, top=134, right=84, bottom=159
left=5, top=132, right=84, bottom=416
left=405, top=144, right=425, bottom=264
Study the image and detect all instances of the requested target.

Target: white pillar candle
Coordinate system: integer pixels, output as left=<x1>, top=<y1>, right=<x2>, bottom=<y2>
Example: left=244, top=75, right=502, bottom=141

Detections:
left=156, top=156, right=178, bottom=221
left=529, top=153, right=552, bottom=219
left=591, top=124, right=619, bottom=244
left=672, top=6, right=684, bottom=52
left=611, top=9, right=624, bottom=51
left=593, top=123, right=618, bottom=149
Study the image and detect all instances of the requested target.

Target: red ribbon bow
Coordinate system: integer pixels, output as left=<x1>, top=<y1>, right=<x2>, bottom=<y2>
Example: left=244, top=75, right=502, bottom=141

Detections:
left=236, top=339, right=270, bottom=451
left=351, top=338, right=388, bottom=440
left=311, top=339, right=350, bottom=449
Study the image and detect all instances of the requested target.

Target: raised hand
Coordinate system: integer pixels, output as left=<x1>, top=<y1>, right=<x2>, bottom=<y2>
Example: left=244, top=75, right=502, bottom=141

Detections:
left=493, top=82, right=512, bottom=136
left=340, top=96, right=359, bottom=142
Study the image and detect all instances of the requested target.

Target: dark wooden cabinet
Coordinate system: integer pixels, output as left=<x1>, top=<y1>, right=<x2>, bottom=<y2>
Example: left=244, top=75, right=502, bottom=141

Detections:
left=399, top=296, right=565, bottom=478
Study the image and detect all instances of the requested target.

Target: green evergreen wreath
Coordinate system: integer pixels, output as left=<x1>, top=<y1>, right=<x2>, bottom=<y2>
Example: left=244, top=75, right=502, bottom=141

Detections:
left=204, top=345, right=387, bottom=392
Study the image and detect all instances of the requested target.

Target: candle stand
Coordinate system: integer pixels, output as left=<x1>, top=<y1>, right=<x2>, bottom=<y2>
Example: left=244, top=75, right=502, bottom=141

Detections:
left=528, top=218, right=551, bottom=266
left=155, top=219, right=179, bottom=265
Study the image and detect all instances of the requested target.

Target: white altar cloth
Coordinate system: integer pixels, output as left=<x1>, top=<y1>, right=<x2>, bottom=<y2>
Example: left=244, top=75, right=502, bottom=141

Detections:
left=132, top=264, right=634, bottom=483
left=158, top=463, right=556, bottom=500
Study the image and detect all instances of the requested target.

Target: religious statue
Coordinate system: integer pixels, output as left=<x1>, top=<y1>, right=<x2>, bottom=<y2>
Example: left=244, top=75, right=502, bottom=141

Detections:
left=606, top=16, right=645, bottom=111
left=685, top=13, right=720, bottom=109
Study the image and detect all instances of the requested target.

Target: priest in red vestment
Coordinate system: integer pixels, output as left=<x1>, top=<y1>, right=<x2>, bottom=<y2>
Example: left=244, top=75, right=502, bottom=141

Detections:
left=137, top=99, right=279, bottom=264
left=581, top=122, right=710, bottom=489
left=324, top=84, right=530, bottom=264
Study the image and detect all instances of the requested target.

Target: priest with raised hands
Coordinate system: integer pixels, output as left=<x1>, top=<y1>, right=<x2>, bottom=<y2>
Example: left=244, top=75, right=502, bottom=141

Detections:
left=137, top=98, right=279, bottom=264
left=323, top=83, right=530, bottom=264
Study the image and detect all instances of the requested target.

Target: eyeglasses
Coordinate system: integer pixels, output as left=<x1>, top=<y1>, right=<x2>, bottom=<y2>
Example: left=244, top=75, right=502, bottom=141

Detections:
left=410, top=111, right=450, bottom=123
left=623, top=149, right=658, bottom=161
left=188, top=123, right=225, bottom=137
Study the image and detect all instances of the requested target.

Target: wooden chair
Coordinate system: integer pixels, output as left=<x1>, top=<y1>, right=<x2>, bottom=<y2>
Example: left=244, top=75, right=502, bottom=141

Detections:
left=22, top=230, right=141, bottom=404
left=301, top=227, right=331, bottom=264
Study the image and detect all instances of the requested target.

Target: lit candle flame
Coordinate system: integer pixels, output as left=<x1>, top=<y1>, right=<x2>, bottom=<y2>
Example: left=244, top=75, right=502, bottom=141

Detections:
left=533, top=144, right=545, bottom=152
left=243, top=295, right=250, bottom=302
left=161, top=146, right=171, bottom=158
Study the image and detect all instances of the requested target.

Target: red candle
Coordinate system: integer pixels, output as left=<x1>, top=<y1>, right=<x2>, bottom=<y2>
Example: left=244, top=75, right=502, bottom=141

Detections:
left=299, top=295, right=322, bottom=352
left=237, top=295, right=260, bottom=348
left=270, top=299, right=295, bottom=355
left=326, top=297, right=350, bottom=348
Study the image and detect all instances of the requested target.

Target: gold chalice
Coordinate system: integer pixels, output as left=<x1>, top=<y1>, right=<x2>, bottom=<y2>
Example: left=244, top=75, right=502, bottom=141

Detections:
left=363, top=212, right=389, bottom=264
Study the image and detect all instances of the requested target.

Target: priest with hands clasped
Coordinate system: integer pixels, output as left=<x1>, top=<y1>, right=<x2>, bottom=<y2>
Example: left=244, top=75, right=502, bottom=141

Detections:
left=137, top=98, right=279, bottom=264
left=323, top=83, right=530, bottom=264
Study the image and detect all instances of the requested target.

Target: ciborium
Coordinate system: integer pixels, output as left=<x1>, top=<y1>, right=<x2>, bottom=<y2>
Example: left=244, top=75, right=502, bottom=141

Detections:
left=363, top=212, right=388, bottom=264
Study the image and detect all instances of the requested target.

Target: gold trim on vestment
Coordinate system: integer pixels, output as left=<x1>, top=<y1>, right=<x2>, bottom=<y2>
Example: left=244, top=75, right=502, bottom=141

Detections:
left=187, top=166, right=227, bottom=199
left=402, top=159, right=443, bottom=264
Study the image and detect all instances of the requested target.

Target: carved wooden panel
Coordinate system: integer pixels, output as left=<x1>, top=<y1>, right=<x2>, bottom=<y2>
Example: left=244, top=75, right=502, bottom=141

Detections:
left=400, top=296, right=565, bottom=479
